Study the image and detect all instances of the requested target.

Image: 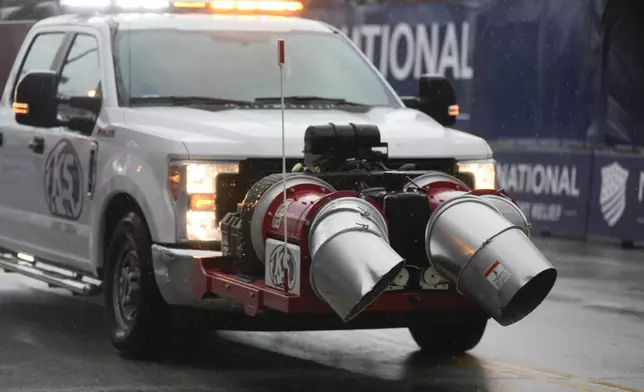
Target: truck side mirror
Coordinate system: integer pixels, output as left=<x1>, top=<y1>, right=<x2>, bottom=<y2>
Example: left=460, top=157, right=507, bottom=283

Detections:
left=13, top=70, right=58, bottom=128
left=14, top=70, right=102, bottom=135
left=401, top=76, right=458, bottom=127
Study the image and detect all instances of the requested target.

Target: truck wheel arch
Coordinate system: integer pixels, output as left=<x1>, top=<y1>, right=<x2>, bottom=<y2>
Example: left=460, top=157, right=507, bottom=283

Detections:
left=100, top=193, right=150, bottom=261
left=95, top=188, right=168, bottom=272
left=92, top=165, right=177, bottom=273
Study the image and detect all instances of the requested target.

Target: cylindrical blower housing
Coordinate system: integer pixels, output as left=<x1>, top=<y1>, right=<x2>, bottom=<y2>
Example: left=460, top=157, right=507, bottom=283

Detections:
left=246, top=174, right=405, bottom=322
left=410, top=172, right=557, bottom=326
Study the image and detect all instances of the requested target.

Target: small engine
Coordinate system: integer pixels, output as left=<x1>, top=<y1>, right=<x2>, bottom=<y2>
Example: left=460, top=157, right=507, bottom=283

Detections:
left=220, top=123, right=557, bottom=326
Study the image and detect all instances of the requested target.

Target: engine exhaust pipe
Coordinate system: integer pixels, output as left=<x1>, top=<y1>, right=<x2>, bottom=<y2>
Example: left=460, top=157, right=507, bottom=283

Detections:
left=425, top=195, right=556, bottom=326
left=308, top=197, right=406, bottom=322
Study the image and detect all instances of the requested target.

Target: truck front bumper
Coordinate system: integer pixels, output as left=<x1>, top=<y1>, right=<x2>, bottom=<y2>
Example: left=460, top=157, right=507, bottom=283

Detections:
left=151, top=244, right=481, bottom=323
left=151, top=244, right=218, bottom=306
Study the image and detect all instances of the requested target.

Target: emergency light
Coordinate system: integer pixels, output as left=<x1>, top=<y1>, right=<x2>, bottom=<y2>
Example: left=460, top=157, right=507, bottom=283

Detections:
left=59, top=0, right=304, bottom=13
left=60, top=0, right=168, bottom=9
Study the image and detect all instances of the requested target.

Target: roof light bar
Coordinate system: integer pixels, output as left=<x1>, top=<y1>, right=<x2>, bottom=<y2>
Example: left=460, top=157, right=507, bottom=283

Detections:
left=213, top=0, right=303, bottom=11
left=172, top=1, right=206, bottom=7
left=173, top=0, right=303, bottom=12
left=60, top=0, right=171, bottom=9
left=59, top=0, right=303, bottom=13
left=115, top=0, right=170, bottom=9
left=60, top=0, right=112, bottom=7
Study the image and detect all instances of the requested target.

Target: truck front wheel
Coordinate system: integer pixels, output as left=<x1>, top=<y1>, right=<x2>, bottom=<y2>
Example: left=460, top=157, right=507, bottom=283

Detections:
left=104, top=212, right=170, bottom=358
left=408, top=317, right=488, bottom=356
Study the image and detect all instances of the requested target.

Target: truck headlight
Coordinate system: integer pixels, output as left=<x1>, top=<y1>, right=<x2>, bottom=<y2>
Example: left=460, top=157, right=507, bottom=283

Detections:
left=458, top=159, right=496, bottom=190
left=168, top=161, right=239, bottom=242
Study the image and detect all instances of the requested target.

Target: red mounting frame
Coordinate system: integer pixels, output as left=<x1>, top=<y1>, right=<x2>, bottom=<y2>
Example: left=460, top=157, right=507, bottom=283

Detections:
left=200, top=259, right=477, bottom=317
left=196, top=185, right=479, bottom=317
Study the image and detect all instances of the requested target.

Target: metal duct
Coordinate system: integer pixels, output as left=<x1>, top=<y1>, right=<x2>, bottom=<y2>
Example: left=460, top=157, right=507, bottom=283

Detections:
left=249, top=174, right=335, bottom=263
left=478, top=194, right=531, bottom=236
left=425, top=195, right=556, bottom=326
left=404, top=171, right=470, bottom=192
left=308, top=197, right=406, bottom=322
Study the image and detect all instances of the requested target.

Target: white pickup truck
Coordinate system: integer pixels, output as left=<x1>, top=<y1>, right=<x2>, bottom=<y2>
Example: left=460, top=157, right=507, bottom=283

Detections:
left=0, top=1, right=552, bottom=361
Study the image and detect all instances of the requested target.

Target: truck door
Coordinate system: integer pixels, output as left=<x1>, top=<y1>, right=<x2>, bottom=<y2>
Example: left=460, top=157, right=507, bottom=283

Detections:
left=0, top=31, right=67, bottom=257
left=29, top=32, right=102, bottom=272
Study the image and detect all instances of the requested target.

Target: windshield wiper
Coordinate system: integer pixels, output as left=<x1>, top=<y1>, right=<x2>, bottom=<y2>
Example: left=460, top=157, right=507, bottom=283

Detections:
left=254, top=96, right=370, bottom=106
left=129, top=96, right=253, bottom=106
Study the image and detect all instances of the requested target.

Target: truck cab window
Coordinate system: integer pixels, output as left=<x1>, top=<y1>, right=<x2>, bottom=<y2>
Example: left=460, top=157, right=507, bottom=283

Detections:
left=13, top=32, right=65, bottom=101
left=57, top=34, right=101, bottom=99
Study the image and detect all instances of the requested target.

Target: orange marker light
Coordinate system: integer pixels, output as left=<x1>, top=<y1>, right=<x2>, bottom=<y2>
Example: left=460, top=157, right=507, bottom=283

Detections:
left=168, top=167, right=181, bottom=201
left=190, top=194, right=217, bottom=211
left=12, top=102, right=28, bottom=115
left=448, top=104, right=460, bottom=117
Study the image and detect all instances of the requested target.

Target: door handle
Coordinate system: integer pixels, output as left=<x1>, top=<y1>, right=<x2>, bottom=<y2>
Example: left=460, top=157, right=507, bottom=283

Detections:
left=0, top=132, right=3, bottom=147
left=87, top=141, right=98, bottom=198
left=28, top=136, right=44, bottom=154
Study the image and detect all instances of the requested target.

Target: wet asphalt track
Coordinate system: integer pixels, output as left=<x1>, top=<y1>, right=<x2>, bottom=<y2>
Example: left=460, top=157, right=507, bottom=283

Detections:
left=0, top=237, right=643, bottom=392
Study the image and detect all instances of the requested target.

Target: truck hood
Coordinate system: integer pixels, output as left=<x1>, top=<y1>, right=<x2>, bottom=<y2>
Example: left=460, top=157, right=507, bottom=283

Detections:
left=120, top=106, right=492, bottom=160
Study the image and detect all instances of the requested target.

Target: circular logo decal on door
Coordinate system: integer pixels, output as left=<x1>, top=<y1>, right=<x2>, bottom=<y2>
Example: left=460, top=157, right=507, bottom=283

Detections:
left=43, top=139, right=84, bottom=220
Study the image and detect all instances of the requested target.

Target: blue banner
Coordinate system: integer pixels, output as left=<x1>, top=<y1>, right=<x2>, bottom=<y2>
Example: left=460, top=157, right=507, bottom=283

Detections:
left=587, top=151, right=644, bottom=242
left=305, top=2, right=476, bottom=132
left=494, top=149, right=592, bottom=237
left=305, top=0, right=599, bottom=142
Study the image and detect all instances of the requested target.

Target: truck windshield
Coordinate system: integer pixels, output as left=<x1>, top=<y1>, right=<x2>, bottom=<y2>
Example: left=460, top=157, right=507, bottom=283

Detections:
left=114, top=29, right=401, bottom=108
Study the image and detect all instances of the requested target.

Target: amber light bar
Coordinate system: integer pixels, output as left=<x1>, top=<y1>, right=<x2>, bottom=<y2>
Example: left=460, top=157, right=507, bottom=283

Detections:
left=173, top=0, right=303, bottom=12
left=173, top=1, right=206, bottom=6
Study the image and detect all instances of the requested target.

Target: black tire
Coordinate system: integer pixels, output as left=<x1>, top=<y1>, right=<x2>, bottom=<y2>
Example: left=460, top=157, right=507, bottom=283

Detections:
left=408, top=317, right=488, bottom=356
left=104, top=212, right=170, bottom=358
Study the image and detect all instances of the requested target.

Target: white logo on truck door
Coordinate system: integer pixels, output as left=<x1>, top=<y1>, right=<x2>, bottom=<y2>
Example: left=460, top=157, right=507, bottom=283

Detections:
left=43, top=139, right=84, bottom=220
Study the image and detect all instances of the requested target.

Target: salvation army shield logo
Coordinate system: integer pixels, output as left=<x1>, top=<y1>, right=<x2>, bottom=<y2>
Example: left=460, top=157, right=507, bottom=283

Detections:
left=44, top=139, right=84, bottom=220
left=599, top=162, right=629, bottom=227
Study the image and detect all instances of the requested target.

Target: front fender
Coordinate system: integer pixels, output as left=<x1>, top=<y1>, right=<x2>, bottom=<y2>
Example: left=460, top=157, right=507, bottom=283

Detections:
left=90, top=156, right=178, bottom=270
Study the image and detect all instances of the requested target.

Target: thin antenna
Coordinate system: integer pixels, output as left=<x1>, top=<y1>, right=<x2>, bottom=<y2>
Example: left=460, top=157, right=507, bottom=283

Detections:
left=277, top=38, right=288, bottom=288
